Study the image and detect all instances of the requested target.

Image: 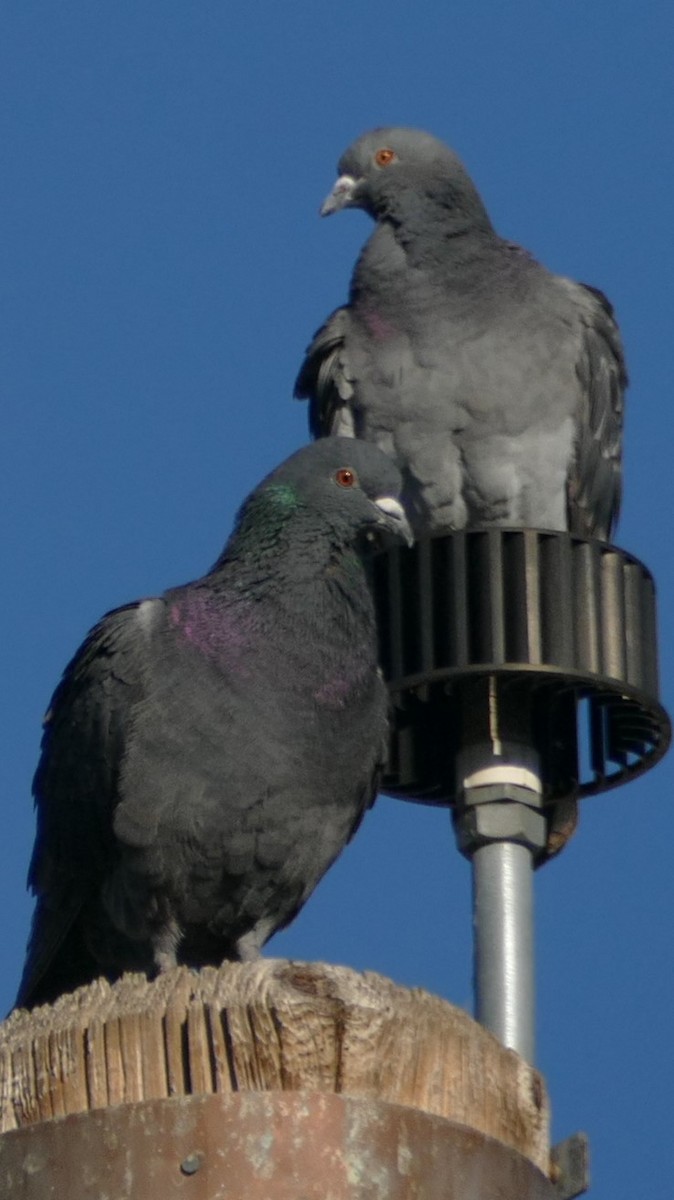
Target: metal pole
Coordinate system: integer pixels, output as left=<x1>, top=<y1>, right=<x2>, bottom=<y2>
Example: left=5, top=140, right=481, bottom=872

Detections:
left=472, top=840, right=535, bottom=1062
left=453, top=680, right=546, bottom=1064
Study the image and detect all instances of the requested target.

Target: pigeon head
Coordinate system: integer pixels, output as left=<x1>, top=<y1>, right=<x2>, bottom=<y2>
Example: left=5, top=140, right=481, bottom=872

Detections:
left=320, top=126, right=494, bottom=235
left=227, top=438, right=413, bottom=562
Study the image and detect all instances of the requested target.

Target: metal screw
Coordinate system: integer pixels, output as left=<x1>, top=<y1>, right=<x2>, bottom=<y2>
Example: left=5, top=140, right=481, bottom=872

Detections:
left=180, top=1151, right=205, bottom=1176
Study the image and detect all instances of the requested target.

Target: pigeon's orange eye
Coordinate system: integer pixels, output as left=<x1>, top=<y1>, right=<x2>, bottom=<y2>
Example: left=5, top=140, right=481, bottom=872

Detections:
left=335, top=467, right=357, bottom=488
left=374, top=147, right=396, bottom=167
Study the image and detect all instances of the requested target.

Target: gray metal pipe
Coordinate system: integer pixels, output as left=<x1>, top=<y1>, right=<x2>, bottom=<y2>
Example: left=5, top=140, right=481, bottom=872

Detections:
left=452, top=682, right=545, bottom=1064
left=472, top=840, right=536, bottom=1063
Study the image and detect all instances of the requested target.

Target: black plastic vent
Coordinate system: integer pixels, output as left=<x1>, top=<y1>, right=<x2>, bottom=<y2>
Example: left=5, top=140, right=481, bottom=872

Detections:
left=372, top=529, right=670, bottom=805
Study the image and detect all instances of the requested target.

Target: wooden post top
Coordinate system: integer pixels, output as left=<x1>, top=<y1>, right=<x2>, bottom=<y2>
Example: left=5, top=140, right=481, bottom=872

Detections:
left=0, top=960, right=550, bottom=1174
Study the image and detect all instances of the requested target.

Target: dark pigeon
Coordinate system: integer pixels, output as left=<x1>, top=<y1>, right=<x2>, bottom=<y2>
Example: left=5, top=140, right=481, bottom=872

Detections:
left=16, top=438, right=412, bottom=1010
left=296, top=126, right=627, bottom=540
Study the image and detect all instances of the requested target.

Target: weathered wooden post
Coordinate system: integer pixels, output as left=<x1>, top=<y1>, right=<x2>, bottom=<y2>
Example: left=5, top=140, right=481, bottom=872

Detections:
left=0, top=961, right=556, bottom=1198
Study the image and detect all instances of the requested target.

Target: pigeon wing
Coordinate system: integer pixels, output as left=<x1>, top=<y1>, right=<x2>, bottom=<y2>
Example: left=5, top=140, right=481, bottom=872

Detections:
left=294, top=307, right=356, bottom=438
left=16, top=600, right=155, bottom=1007
left=567, top=282, right=627, bottom=540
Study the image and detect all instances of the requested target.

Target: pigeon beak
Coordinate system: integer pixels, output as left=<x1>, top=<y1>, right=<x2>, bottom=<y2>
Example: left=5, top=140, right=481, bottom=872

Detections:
left=373, top=496, right=414, bottom=548
left=320, top=174, right=359, bottom=216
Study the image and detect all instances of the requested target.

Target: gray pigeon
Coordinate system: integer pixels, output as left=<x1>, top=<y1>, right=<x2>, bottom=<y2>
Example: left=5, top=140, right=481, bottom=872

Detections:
left=16, top=438, right=412, bottom=1010
left=296, top=127, right=627, bottom=539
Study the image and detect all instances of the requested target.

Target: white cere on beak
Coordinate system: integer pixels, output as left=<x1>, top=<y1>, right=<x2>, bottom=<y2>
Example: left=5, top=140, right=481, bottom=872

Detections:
left=374, top=496, right=414, bottom=547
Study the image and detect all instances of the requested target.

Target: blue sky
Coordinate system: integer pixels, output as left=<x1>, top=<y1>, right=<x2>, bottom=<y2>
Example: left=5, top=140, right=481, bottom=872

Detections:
left=2, top=2, right=673, bottom=1194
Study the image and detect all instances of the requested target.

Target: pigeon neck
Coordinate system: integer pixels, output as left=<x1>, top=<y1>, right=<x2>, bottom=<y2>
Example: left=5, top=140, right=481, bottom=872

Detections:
left=210, top=517, right=374, bottom=609
left=355, top=217, right=497, bottom=294
left=202, top=540, right=377, bottom=679
left=375, top=165, right=495, bottom=241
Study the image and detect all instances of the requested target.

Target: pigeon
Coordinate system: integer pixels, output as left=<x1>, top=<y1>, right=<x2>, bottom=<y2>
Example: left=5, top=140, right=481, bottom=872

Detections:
left=295, top=126, right=627, bottom=540
left=15, top=437, right=412, bottom=1010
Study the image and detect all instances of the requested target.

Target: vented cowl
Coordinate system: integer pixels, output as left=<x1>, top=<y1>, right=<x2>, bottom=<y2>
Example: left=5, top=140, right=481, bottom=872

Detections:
left=373, top=529, right=670, bottom=807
